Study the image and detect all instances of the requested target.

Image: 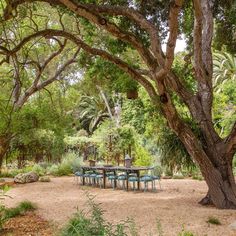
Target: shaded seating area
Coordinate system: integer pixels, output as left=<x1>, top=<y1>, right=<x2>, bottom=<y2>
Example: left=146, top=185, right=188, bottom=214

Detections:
left=75, top=166, right=161, bottom=192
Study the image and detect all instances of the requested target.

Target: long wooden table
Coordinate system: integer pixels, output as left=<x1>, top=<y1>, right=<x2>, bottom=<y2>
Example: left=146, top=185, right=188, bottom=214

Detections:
left=81, top=166, right=154, bottom=191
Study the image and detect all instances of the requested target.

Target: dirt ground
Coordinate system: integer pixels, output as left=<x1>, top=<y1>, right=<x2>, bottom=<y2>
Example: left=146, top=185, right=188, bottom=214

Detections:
left=3, top=177, right=236, bottom=236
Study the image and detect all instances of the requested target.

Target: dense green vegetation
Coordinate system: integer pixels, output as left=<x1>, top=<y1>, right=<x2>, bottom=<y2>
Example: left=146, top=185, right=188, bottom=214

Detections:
left=0, top=50, right=235, bottom=179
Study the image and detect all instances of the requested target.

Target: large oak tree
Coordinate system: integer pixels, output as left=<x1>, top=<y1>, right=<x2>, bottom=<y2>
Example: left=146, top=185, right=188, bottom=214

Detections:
left=1, top=0, right=236, bottom=209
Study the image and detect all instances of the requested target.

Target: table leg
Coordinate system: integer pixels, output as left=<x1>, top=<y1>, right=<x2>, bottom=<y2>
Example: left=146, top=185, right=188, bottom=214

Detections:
left=103, top=169, right=106, bottom=189
left=137, top=171, right=140, bottom=190
left=82, top=168, right=85, bottom=185
left=126, top=171, right=129, bottom=191
left=114, top=171, right=117, bottom=188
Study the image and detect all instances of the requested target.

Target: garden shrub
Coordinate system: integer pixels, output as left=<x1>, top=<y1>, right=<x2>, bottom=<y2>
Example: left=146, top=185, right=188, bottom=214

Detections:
left=46, top=152, right=83, bottom=176
left=0, top=169, right=21, bottom=178
left=0, top=166, right=35, bottom=178
left=61, top=194, right=138, bottom=236
left=47, top=164, right=59, bottom=176
left=172, top=174, right=184, bottom=179
left=32, top=164, right=46, bottom=176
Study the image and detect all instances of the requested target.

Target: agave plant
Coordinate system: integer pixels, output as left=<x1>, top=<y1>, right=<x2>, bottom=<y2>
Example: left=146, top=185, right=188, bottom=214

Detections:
left=213, top=52, right=236, bottom=91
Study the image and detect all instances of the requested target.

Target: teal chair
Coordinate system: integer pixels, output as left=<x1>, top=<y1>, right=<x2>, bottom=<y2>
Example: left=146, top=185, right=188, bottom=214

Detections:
left=128, top=175, right=139, bottom=191
left=117, top=174, right=127, bottom=190
left=108, top=175, right=117, bottom=190
left=83, top=171, right=93, bottom=185
left=95, top=174, right=103, bottom=188
left=140, top=175, right=154, bottom=192
left=89, top=173, right=98, bottom=186
left=151, top=166, right=162, bottom=190
left=74, top=171, right=83, bottom=184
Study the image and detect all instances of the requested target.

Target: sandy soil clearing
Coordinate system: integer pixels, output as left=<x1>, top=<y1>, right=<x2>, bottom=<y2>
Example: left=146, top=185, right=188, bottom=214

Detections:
left=3, top=177, right=236, bottom=236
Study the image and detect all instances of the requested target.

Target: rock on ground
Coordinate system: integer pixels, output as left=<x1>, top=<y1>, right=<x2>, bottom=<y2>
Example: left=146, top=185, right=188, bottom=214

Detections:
left=14, top=172, right=39, bottom=184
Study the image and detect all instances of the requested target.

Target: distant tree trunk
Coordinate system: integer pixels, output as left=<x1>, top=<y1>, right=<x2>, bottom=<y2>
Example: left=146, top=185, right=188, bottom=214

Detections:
left=35, top=153, right=43, bottom=163
left=0, top=135, right=11, bottom=172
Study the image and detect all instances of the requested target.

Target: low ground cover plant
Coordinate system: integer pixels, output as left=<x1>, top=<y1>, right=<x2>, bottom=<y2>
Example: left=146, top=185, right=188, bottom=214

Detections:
left=206, top=216, right=221, bottom=225
left=0, top=197, right=37, bottom=231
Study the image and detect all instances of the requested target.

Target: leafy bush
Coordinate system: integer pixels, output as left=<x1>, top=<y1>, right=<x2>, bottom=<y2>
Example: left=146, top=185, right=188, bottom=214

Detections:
left=0, top=166, right=34, bottom=178
left=32, top=164, right=46, bottom=176
left=47, top=152, right=83, bottom=176
left=0, top=169, right=21, bottom=178
left=61, top=194, right=138, bottom=236
left=47, top=164, right=59, bottom=176
left=173, top=174, right=184, bottom=179
left=55, top=163, right=72, bottom=176
left=39, top=162, right=52, bottom=169
left=190, top=168, right=204, bottom=180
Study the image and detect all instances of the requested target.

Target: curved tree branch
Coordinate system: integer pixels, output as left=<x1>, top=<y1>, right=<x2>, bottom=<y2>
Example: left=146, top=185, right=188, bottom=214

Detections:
left=14, top=47, right=80, bottom=109
left=4, top=0, right=156, bottom=70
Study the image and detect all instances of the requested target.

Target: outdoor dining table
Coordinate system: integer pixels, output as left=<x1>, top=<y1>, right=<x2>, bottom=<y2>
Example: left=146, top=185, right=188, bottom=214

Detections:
left=81, top=165, right=154, bottom=191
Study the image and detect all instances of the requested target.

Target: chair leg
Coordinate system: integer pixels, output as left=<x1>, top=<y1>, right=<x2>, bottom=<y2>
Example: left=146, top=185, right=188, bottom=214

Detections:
left=152, top=180, right=156, bottom=192
left=92, top=178, right=95, bottom=186
left=152, top=181, right=156, bottom=192
left=132, top=182, right=135, bottom=191
left=122, top=180, right=125, bottom=190
left=144, top=182, right=148, bottom=192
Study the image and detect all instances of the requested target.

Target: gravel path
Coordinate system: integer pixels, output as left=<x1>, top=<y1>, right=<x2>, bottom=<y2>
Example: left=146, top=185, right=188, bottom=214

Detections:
left=3, top=177, right=236, bottom=236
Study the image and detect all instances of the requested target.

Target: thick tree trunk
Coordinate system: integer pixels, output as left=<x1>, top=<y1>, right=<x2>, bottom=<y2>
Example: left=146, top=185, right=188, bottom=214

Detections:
left=179, top=128, right=236, bottom=209
left=198, top=159, right=236, bottom=209
left=155, top=78, right=236, bottom=208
